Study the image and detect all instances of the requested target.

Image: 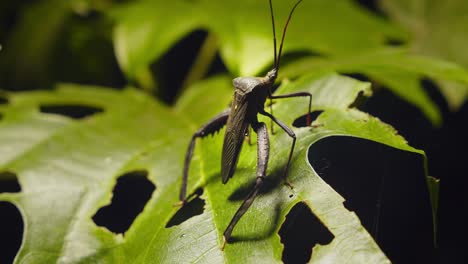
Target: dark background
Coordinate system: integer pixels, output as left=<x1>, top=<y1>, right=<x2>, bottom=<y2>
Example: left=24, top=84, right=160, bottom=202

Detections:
left=1, top=0, right=467, bottom=263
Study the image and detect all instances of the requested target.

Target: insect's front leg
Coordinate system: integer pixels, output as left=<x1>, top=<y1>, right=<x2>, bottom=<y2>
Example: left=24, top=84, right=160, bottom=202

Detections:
left=179, top=109, right=230, bottom=204
left=222, top=121, right=269, bottom=249
left=269, top=92, right=312, bottom=126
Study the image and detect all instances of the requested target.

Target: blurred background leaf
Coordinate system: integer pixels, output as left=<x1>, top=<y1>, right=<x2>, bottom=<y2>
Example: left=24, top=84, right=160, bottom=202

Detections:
left=2, top=0, right=467, bottom=122
left=0, top=0, right=125, bottom=91
left=379, top=0, right=468, bottom=110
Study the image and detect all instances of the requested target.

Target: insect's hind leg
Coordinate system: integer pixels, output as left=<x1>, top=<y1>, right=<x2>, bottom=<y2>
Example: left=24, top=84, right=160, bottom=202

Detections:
left=222, top=121, right=269, bottom=249
left=179, top=109, right=230, bottom=204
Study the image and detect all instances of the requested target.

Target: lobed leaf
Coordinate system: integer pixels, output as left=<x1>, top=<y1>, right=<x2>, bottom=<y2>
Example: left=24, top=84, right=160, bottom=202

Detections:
left=281, top=48, right=468, bottom=125
left=0, top=73, right=435, bottom=263
left=110, top=0, right=467, bottom=125
left=110, top=0, right=405, bottom=78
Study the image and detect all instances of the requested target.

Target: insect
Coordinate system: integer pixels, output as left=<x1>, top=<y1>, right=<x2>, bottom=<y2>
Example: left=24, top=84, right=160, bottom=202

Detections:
left=178, top=0, right=311, bottom=249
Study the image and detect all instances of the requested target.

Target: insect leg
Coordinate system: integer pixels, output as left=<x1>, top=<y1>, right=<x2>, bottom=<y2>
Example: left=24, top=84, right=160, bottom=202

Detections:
left=269, top=92, right=312, bottom=125
left=245, top=126, right=252, bottom=145
left=268, top=97, right=275, bottom=135
left=180, top=109, right=230, bottom=204
left=222, top=121, right=269, bottom=249
left=259, top=110, right=296, bottom=183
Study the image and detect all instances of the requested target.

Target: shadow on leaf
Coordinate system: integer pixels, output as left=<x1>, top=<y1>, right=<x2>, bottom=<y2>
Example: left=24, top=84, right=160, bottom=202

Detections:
left=166, top=188, right=205, bottom=228
left=228, top=203, right=282, bottom=243
left=0, top=171, right=21, bottom=193
left=40, top=104, right=103, bottom=119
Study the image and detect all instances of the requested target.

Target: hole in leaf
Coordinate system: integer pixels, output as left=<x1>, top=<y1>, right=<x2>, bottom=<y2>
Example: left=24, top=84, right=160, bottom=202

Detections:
left=166, top=188, right=205, bottom=228
left=154, top=30, right=209, bottom=104
left=354, top=0, right=388, bottom=18
left=0, top=95, right=7, bottom=104
left=279, top=202, right=334, bottom=263
left=308, top=136, right=435, bottom=262
left=39, top=104, right=103, bottom=119
left=349, top=90, right=369, bottom=109
left=0, top=202, right=23, bottom=264
left=92, top=170, right=155, bottom=234
left=361, top=87, right=434, bottom=144
left=292, top=110, right=323, bottom=128
left=385, top=38, right=405, bottom=46
left=207, top=52, right=229, bottom=77
left=341, top=73, right=370, bottom=82
left=0, top=171, right=21, bottom=193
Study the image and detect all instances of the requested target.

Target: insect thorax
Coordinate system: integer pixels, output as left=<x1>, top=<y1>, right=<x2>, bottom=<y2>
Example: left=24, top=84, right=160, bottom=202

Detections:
left=232, top=76, right=264, bottom=95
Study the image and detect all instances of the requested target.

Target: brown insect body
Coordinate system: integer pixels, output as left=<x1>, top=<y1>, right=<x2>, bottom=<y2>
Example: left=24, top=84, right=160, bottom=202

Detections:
left=178, top=0, right=311, bottom=249
left=221, top=69, right=277, bottom=183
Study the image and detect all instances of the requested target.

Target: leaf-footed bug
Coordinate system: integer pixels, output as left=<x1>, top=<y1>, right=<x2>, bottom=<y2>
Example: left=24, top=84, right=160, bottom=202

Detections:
left=178, top=0, right=312, bottom=249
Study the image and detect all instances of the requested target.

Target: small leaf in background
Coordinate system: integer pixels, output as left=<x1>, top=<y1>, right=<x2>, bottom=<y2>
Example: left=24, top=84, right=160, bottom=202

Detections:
left=0, top=0, right=70, bottom=90
left=0, top=0, right=125, bottom=92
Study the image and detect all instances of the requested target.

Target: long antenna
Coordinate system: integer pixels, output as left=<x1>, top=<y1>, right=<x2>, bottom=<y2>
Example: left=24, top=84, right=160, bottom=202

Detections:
left=269, top=0, right=278, bottom=68
left=275, top=0, right=303, bottom=72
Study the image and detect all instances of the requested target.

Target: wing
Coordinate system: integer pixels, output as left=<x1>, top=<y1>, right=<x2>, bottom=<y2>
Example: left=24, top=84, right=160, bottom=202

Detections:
left=221, top=92, right=250, bottom=184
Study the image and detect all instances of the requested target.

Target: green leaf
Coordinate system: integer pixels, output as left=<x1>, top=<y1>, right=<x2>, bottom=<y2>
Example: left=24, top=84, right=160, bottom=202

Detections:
left=110, top=0, right=405, bottom=78
left=281, top=48, right=468, bottom=126
left=0, top=73, right=435, bottom=262
left=207, top=0, right=405, bottom=76
left=111, top=0, right=202, bottom=80
left=379, top=0, right=468, bottom=110
left=109, top=0, right=468, bottom=125
left=0, top=87, right=188, bottom=263
left=0, top=0, right=71, bottom=89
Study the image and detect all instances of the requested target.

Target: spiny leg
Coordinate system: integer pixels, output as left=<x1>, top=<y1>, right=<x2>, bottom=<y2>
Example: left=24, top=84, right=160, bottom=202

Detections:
left=259, top=110, right=296, bottom=186
left=269, top=97, right=276, bottom=135
left=267, top=87, right=276, bottom=135
left=222, top=121, right=269, bottom=249
left=269, top=92, right=312, bottom=125
left=179, top=109, right=230, bottom=204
